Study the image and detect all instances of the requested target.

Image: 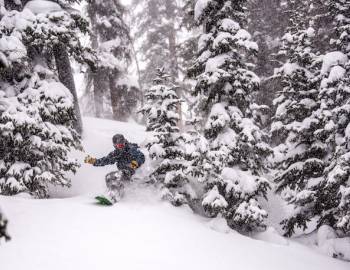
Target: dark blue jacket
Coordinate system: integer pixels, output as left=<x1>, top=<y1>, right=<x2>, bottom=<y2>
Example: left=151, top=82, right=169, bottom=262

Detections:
left=94, top=143, right=145, bottom=172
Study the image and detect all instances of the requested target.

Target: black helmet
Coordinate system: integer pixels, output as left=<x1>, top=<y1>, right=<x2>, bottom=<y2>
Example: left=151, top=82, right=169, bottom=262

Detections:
left=112, top=134, right=127, bottom=145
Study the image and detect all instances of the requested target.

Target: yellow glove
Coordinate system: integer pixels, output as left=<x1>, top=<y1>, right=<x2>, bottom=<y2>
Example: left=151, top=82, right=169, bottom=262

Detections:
left=84, top=155, right=96, bottom=165
left=130, top=160, right=139, bottom=169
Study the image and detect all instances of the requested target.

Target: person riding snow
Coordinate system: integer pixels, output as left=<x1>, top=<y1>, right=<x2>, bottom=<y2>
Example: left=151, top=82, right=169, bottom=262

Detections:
left=84, top=134, right=145, bottom=204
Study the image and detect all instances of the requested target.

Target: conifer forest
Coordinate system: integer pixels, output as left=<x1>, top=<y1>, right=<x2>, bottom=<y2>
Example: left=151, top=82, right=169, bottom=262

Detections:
left=0, top=0, right=350, bottom=269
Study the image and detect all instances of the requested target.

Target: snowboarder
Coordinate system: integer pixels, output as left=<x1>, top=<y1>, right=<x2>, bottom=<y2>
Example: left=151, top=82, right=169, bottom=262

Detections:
left=84, top=134, right=145, bottom=205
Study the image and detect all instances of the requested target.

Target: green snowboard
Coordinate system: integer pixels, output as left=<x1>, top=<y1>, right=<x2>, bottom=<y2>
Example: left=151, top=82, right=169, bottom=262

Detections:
left=95, top=196, right=113, bottom=206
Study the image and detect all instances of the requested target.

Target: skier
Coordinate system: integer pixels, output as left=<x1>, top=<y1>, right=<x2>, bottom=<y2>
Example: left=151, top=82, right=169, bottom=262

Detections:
left=84, top=134, right=145, bottom=205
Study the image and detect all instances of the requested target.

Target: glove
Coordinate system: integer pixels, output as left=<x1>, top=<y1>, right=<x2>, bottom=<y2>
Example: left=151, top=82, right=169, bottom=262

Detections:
left=130, top=160, right=139, bottom=169
left=84, top=155, right=96, bottom=165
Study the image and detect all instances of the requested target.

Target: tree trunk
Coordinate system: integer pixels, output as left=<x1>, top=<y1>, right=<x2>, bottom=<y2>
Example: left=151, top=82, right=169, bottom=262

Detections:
left=53, top=43, right=83, bottom=134
left=109, top=72, right=127, bottom=122
left=130, top=38, right=143, bottom=106
left=93, top=70, right=107, bottom=118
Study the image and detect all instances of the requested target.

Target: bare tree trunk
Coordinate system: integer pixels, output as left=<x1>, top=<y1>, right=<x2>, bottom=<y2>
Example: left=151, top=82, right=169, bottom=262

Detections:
left=53, top=43, right=83, bottom=134
left=130, top=39, right=143, bottom=106
left=109, top=72, right=128, bottom=122
left=93, top=70, right=107, bottom=118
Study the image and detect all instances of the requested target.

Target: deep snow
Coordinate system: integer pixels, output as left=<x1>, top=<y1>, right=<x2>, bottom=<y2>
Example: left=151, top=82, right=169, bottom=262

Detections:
left=0, top=117, right=349, bottom=270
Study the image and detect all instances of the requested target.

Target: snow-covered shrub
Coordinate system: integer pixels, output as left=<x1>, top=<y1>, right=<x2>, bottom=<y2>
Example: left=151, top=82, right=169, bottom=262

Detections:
left=187, top=0, right=272, bottom=233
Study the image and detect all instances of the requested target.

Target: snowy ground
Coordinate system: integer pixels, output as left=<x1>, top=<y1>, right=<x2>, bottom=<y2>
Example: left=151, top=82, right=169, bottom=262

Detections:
left=0, top=117, right=349, bottom=270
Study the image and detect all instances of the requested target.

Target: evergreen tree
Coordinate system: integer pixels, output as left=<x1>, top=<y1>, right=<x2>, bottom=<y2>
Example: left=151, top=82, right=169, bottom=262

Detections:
left=311, top=0, right=350, bottom=236
left=2, top=0, right=95, bottom=134
left=188, top=0, right=271, bottom=232
left=140, top=68, right=192, bottom=206
left=133, top=0, right=184, bottom=126
left=178, top=0, right=200, bottom=123
left=0, top=3, right=84, bottom=198
left=179, top=0, right=198, bottom=75
left=54, top=0, right=91, bottom=134
left=246, top=0, right=288, bottom=107
left=273, top=0, right=350, bottom=237
left=133, top=0, right=181, bottom=86
left=247, top=0, right=287, bottom=77
left=271, top=1, right=325, bottom=236
left=85, top=0, right=138, bottom=121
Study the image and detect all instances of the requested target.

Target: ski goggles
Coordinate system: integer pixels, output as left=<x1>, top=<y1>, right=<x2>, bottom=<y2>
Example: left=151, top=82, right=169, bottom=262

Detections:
left=115, top=143, right=125, bottom=149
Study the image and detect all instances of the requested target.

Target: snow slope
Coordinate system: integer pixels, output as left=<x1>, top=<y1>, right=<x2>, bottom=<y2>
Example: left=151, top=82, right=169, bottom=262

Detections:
left=0, top=117, right=349, bottom=270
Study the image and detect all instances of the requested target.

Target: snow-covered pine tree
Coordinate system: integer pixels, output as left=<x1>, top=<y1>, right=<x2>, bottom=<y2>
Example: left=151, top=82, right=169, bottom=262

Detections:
left=133, top=0, right=180, bottom=86
left=246, top=0, right=289, bottom=107
left=140, top=68, right=192, bottom=206
left=312, top=0, right=350, bottom=236
left=18, top=0, right=95, bottom=134
left=178, top=0, right=201, bottom=124
left=133, top=0, right=185, bottom=126
left=188, top=0, right=271, bottom=233
left=2, top=0, right=95, bottom=134
left=86, top=0, right=138, bottom=121
left=179, top=0, right=198, bottom=75
left=0, top=208, right=10, bottom=242
left=0, top=3, right=83, bottom=198
left=54, top=0, right=92, bottom=133
left=247, top=0, right=288, bottom=78
left=271, top=1, right=325, bottom=236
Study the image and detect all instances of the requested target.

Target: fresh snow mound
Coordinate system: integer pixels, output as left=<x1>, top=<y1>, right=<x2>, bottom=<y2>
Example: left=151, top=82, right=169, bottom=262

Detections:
left=24, top=0, right=62, bottom=15
left=40, top=81, right=73, bottom=102
left=222, top=167, right=262, bottom=195
left=321, top=65, right=346, bottom=88
left=219, top=18, right=240, bottom=32
left=321, top=51, right=348, bottom=75
left=0, top=36, right=26, bottom=65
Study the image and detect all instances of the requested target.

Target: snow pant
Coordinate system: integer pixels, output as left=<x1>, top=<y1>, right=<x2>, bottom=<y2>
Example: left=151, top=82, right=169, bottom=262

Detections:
left=105, top=169, right=133, bottom=203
